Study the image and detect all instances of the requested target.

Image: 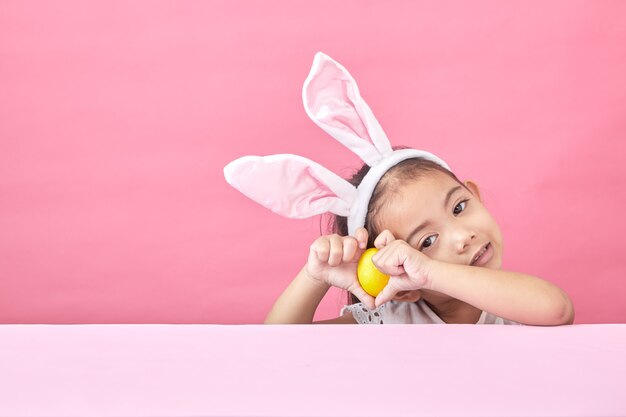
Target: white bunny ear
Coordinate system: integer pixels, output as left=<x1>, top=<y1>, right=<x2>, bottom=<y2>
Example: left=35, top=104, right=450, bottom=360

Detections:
left=303, top=52, right=392, bottom=166
left=224, top=154, right=357, bottom=219
left=224, top=52, right=452, bottom=236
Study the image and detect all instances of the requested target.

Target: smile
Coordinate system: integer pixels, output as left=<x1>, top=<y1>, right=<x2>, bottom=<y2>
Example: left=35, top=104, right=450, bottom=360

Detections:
left=470, top=243, right=492, bottom=266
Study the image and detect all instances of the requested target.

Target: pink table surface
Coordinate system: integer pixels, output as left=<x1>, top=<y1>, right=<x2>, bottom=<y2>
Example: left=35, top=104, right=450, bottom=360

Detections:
left=0, top=324, right=624, bottom=417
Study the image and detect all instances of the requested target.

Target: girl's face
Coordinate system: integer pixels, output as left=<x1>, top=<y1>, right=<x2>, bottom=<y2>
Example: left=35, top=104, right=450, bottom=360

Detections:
left=376, top=171, right=503, bottom=269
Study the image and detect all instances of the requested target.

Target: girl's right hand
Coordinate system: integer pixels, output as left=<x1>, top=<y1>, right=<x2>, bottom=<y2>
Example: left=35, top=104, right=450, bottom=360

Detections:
left=305, top=227, right=376, bottom=309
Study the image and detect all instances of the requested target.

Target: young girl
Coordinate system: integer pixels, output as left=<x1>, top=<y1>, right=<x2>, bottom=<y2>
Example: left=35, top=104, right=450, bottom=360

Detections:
left=225, top=52, right=575, bottom=325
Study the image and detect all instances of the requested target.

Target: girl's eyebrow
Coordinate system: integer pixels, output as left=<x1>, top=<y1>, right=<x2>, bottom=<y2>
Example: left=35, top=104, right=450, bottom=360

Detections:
left=405, top=185, right=463, bottom=243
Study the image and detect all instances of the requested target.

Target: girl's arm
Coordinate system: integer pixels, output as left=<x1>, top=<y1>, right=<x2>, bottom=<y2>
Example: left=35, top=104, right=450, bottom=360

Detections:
left=265, top=267, right=355, bottom=324
left=373, top=237, right=574, bottom=325
left=265, top=230, right=374, bottom=324
left=426, top=262, right=574, bottom=325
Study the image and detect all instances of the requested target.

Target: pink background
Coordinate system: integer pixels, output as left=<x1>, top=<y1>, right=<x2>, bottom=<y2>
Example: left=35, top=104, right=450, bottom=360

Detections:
left=1, top=1, right=625, bottom=324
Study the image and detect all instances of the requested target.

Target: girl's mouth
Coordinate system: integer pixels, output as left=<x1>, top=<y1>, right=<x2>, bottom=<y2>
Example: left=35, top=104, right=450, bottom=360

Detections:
left=470, top=243, right=492, bottom=266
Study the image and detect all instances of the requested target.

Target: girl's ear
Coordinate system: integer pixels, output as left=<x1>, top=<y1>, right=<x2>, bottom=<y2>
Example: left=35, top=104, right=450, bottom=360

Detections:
left=464, top=180, right=482, bottom=201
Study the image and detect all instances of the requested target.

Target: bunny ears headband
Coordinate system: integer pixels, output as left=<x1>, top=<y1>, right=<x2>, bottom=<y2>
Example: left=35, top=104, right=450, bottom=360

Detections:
left=224, top=52, right=450, bottom=236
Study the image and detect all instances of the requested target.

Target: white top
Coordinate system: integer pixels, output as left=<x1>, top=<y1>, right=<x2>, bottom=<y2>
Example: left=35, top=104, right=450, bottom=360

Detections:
left=341, top=300, right=521, bottom=325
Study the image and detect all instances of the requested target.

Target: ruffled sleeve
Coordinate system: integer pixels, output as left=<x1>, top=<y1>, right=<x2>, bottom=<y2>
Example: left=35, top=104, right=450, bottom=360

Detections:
left=340, top=303, right=385, bottom=324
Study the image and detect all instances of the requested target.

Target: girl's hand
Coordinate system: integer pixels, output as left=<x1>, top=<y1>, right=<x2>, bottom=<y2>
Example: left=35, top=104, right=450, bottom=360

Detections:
left=372, top=230, right=435, bottom=307
left=306, top=227, right=376, bottom=309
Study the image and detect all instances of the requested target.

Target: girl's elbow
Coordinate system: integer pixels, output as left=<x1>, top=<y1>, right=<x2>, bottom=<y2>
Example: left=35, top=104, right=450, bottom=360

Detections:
left=561, top=302, right=575, bottom=325
left=549, top=293, right=575, bottom=325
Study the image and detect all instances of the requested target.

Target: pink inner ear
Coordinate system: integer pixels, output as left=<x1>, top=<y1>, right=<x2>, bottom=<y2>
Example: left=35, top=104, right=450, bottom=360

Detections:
left=288, top=164, right=339, bottom=215
left=306, top=58, right=372, bottom=142
left=227, top=157, right=352, bottom=219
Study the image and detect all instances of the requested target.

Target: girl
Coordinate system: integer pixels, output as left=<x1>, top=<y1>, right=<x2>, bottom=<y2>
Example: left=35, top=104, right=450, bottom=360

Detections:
left=225, top=52, right=575, bottom=325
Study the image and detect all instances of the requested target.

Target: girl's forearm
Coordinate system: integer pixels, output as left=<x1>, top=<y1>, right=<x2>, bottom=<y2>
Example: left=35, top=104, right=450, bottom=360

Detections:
left=264, top=267, right=330, bottom=324
left=427, top=262, right=575, bottom=325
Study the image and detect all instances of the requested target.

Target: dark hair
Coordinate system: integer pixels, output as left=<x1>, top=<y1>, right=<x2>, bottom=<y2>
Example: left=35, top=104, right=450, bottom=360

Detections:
left=327, top=154, right=463, bottom=305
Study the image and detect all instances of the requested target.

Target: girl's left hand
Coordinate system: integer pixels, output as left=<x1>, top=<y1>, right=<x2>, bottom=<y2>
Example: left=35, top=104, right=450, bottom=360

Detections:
left=371, top=230, right=435, bottom=307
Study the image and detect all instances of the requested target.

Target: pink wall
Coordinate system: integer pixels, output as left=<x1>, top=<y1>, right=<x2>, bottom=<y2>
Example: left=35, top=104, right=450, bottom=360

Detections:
left=1, top=1, right=625, bottom=324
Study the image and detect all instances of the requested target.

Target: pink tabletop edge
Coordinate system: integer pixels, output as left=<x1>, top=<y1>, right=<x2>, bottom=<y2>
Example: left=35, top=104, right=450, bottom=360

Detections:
left=0, top=324, right=625, bottom=417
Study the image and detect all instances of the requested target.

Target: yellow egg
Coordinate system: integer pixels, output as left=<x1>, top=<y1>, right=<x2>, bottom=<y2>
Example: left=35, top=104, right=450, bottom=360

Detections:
left=357, top=248, right=390, bottom=297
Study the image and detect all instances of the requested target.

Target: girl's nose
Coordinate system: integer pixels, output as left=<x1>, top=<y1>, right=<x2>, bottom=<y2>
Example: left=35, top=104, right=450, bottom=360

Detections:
left=453, top=227, right=476, bottom=253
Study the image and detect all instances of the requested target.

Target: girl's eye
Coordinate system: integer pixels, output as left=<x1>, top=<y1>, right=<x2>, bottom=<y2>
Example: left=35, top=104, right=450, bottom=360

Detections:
left=453, top=200, right=468, bottom=215
left=420, top=235, right=437, bottom=250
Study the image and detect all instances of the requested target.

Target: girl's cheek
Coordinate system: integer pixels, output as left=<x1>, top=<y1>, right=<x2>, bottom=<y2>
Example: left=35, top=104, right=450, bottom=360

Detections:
left=426, top=245, right=447, bottom=263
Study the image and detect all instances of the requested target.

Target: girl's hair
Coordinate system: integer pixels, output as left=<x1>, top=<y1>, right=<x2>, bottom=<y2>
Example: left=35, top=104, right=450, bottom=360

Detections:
left=327, top=154, right=464, bottom=305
